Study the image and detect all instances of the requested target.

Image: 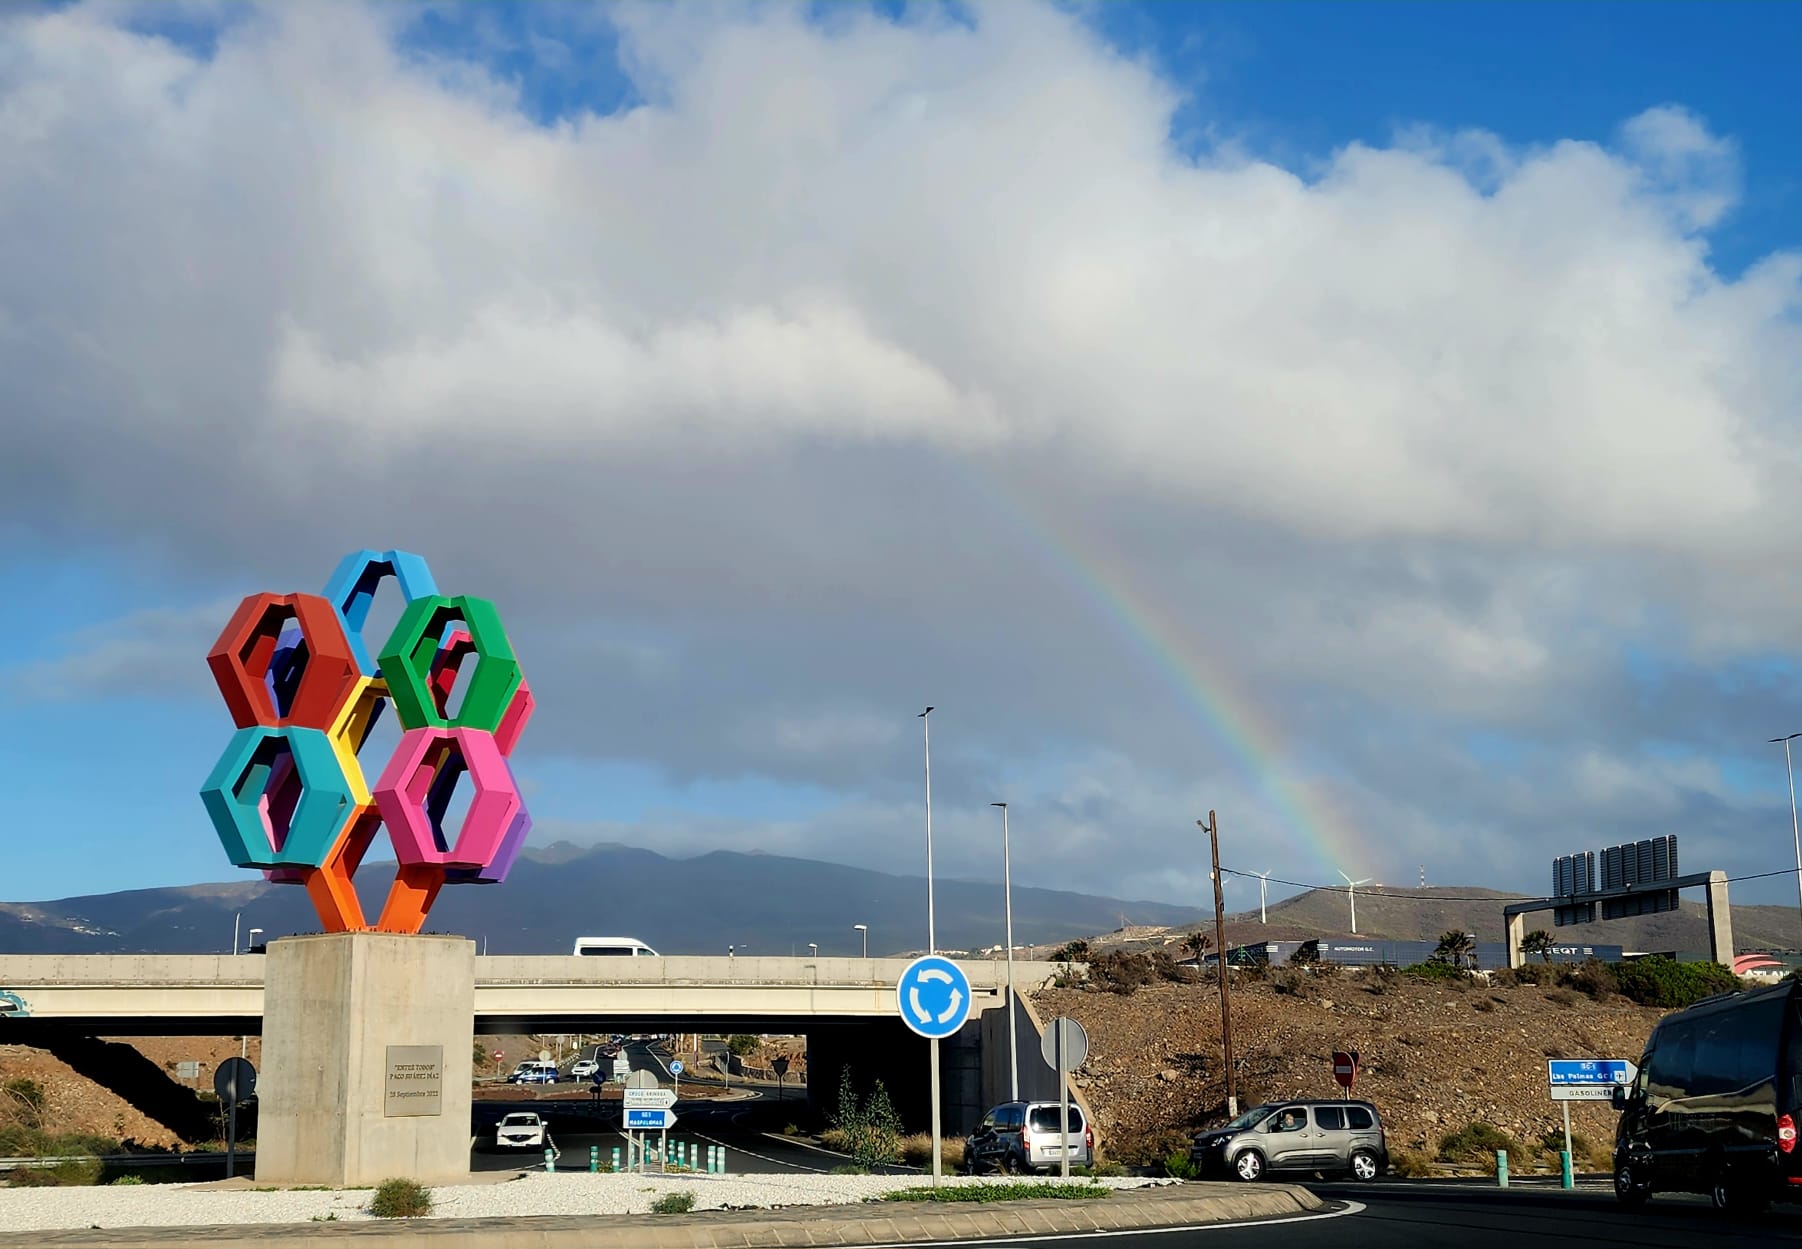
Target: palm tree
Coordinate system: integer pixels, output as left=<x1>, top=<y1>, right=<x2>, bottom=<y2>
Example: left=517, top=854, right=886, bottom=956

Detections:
left=1434, top=930, right=1476, bottom=971
left=1521, top=930, right=1554, bottom=964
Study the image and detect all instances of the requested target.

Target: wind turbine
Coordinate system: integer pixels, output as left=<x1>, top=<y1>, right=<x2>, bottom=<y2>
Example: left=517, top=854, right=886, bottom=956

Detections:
left=1339, top=870, right=1374, bottom=935
left=1254, top=870, right=1273, bottom=925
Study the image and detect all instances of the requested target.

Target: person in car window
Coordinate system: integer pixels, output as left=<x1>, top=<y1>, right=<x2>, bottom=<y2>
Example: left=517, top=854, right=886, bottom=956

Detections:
left=1273, top=1108, right=1306, bottom=1132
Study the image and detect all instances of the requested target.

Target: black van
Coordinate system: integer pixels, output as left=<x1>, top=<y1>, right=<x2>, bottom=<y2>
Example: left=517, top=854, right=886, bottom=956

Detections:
left=1613, top=979, right=1802, bottom=1212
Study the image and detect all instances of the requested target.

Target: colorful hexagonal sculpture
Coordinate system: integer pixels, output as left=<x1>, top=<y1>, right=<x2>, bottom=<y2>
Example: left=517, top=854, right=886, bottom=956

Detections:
left=202, top=550, right=529, bottom=935
left=201, top=726, right=361, bottom=870
left=207, top=593, right=363, bottom=729
left=379, top=595, right=523, bottom=733
left=372, top=727, right=522, bottom=870
left=322, top=549, right=439, bottom=676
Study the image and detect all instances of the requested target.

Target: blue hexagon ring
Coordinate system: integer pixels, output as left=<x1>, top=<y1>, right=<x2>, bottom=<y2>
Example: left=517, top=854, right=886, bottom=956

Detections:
left=200, top=726, right=359, bottom=870
left=322, top=549, right=439, bottom=676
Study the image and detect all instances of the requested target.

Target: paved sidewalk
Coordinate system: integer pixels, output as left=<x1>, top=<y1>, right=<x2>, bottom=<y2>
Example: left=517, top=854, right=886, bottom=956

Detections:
left=1, top=1180, right=1325, bottom=1248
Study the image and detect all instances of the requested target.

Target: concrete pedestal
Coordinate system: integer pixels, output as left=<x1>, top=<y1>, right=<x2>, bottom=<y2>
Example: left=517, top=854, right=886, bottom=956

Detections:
left=256, top=932, right=474, bottom=1186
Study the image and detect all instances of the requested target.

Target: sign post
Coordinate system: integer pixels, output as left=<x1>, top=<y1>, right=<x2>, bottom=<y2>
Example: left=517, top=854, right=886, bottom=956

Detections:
left=1547, top=1059, right=1636, bottom=1190
left=772, top=1054, right=790, bottom=1101
left=669, top=1058, right=683, bottom=1102
left=897, top=955, right=973, bottom=1187
left=214, top=1057, right=256, bottom=1179
left=1040, top=1017, right=1089, bottom=1180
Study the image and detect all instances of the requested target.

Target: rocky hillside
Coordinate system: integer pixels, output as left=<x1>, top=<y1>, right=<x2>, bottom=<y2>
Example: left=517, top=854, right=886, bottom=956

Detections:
left=1033, top=968, right=1666, bottom=1166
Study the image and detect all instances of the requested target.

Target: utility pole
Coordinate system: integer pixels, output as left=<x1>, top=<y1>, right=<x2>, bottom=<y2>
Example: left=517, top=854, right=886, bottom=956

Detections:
left=1200, top=812, right=1236, bottom=1117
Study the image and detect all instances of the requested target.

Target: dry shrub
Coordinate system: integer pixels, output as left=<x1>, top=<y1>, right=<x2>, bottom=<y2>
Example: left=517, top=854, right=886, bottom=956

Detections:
left=1389, top=1148, right=1435, bottom=1178
left=898, top=1133, right=964, bottom=1168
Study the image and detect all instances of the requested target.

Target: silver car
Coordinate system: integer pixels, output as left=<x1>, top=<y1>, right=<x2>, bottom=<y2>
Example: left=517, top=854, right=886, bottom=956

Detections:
left=1190, top=1100, right=1387, bottom=1182
left=964, top=1101, right=1093, bottom=1173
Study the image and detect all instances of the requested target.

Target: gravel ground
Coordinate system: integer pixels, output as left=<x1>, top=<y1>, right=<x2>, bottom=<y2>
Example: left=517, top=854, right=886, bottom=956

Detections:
left=0, top=1172, right=1173, bottom=1231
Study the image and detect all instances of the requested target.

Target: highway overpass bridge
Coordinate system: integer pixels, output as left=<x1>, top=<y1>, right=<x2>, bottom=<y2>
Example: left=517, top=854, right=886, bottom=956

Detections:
left=0, top=954, right=1059, bottom=1033
left=0, top=955, right=1082, bottom=1135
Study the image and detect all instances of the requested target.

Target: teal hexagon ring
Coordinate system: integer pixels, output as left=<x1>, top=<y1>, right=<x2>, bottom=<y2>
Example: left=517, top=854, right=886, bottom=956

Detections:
left=200, top=726, right=359, bottom=870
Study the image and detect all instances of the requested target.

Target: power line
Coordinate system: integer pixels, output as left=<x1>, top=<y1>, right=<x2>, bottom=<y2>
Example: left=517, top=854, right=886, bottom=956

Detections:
left=1218, top=864, right=1802, bottom=905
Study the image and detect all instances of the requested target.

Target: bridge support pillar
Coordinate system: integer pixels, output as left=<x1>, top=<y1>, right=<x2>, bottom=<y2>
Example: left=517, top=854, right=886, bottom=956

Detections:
left=256, top=932, right=474, bottom=1186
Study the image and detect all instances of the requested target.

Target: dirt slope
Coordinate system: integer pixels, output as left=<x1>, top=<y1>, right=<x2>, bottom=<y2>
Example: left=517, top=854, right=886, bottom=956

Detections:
left=1033, top=971, right=1665, bottom=1163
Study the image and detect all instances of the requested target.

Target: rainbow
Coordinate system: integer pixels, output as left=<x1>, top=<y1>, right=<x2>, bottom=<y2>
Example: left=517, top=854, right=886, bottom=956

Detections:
left=973, top=474, right=1373, bottom=879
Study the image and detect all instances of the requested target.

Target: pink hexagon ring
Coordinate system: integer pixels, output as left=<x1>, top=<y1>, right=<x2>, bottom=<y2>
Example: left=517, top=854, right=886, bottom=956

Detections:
left=372, top=727, right=523, bottom=873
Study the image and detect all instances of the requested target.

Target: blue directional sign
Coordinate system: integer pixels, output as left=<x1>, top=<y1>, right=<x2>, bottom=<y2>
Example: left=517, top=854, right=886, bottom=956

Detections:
left=624, top=1108, right=676, bottom=1130
left=668, top=1060, right=683, bottom=1076
left=896, top=955, right=973, bottom=1039
left=1547, top=1058, right=1637, bottom=1101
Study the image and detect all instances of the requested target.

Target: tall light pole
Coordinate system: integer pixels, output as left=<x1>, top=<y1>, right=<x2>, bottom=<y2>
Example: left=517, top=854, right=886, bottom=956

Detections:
left=853, top=924, right=868, bottom=957
left=1772, top=734, right=1802, bottom=934
left=991, top=802, right=1019, bottom=1102
left=1199, top=813, right=1236, bottom=1116
left=1254, top=870, right=1272, bottom=925
left=1339, top=871, right=1373, bottom=935
left=920, top=707, right=936, bottom=954
left=808, top=943, right=818, bottom=959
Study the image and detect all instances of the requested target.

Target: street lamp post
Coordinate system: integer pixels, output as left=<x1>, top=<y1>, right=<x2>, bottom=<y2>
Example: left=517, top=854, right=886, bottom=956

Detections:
left=920, top=707, right=936, bottom=953
left=853, top=924, right=868, bottom=958
left=991, top=802, right=1019, bottom=1102
left=808, top=943, right=818, bottom=959
left=1772, top=733, right=1802, bottom=935
left=247, top=928, right=264, bottom=952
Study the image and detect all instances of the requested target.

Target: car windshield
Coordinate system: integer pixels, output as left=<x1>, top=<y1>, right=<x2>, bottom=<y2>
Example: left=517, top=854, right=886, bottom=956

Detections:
left=500, top=1114, right=537, bottom=1126
left=1221, top=1104, right=1278, bottom=1131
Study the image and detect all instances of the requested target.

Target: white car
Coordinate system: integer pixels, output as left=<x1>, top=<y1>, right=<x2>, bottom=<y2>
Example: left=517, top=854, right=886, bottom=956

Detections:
left=495, top=1112, right=546, bottom=1150
left=569, top=1058, right=599, bottom=1079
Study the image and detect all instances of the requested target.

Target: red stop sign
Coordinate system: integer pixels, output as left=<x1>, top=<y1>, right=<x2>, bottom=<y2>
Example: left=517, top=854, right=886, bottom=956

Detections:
left=1332, top=1050, right=1358, bottom=1090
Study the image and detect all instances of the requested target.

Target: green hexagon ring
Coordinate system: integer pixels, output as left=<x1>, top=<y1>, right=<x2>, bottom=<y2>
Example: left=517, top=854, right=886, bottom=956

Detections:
left=378, top=595, right=523, bottom=733
left=200, top=726, right=359, bottom=870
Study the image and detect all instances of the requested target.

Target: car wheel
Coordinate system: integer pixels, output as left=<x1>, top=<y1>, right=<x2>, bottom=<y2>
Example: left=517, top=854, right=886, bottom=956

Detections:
left=998, top=1151, right=1020, bottom=1176
left=1710, top=1170, right=1769, bottom=1215
left=1349, top=1149, right=1380, bottom=1182
left=1233, top=1151, right=1265, bottom=1182
left=1614, top=1159, right=1649, bottom=1209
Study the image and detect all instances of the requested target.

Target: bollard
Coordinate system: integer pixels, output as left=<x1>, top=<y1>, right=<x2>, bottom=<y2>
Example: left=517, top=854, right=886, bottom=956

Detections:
left=1560, top=1150, right=1573, bottom=1190
left=1495, top=1149, right=1508, bottom=1187
left=676, top=1141, right=686, bottom=1168
left=544, top=1147, right=556, bottom=1173
left=717, top=1146, right=727, bottom=1174
left=590, top=1145, right=600, bottom=1173
left=611, top=1146, right=621, bottom=1171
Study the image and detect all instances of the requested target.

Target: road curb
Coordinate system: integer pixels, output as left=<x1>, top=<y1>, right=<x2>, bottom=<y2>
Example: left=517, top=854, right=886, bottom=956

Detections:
left=0, top=1181, right=1324, bottom=1248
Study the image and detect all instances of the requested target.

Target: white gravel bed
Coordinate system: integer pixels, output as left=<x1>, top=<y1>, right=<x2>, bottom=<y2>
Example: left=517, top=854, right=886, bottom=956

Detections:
left=0, top=1171, right=1173, bottom=1232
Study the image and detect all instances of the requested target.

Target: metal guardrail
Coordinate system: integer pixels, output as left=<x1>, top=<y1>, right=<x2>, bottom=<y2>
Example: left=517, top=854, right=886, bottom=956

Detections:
left=0, top=1150, right=252, bottom=1171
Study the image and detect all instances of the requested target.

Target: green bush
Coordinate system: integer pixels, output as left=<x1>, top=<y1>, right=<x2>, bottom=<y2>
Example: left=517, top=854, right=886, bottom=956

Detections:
left=1402, top=961, right=1464, bottom=982
left=829, top=1068, right=904, bottom=1168
left=108, top=1174, right=146, bottom=1185
left=1389, top=1148, right=1435, bottom=1177
left=1610, top=957, right=1741, bottom=1009
left=1438, top=1121, right=1521, bottom=1164
left=1570, top=958, right=1618, bottom=1000
left=650, top=1190, right=696, bottom=1214
left=1159, top=1149, right=1199, bottom=1179
left=1, top=1079, right=47, bottom=1131
left=726, top=1034, right=760, bottom=1057
left=369, top=1177, right=433, bottom=1218
left=1088, top=952, right=1154, bottom=995
left=5, top=1156, right=104, bottom=1187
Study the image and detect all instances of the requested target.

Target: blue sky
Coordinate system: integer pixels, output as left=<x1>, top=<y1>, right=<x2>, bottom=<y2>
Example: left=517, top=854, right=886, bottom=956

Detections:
left=3, top=1, right=1802, bottom=931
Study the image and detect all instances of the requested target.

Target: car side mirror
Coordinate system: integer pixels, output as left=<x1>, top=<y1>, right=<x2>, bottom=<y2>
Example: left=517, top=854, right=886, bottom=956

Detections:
left=1610, top=1085, right=1629, bottom=1110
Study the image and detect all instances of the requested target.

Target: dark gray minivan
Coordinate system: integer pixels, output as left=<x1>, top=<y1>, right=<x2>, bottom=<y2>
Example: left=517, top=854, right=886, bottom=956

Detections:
left=1190, top=1100, right=1387, bottom=1181
left=1613, top=980, right=1802, bottom=1212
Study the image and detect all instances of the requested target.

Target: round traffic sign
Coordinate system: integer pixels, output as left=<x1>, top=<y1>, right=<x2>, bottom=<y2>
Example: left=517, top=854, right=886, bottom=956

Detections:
left=896, top=955, right=973, bottom=1039
left=1332, top=1050, right=1358, bottom=1090
left=669, top=1060, right=684, bottom=1075
left=214, top=1056, right=256, bottom=1103
left=1040, top=1016, right=1089, bottom=1071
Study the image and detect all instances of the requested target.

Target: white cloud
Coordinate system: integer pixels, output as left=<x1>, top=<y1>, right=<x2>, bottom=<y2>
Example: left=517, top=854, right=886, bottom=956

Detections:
left=3, top=2, right=1802, bottom=898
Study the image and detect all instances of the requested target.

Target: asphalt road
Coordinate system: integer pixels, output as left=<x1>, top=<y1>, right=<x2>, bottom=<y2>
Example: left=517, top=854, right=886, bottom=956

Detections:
left=1219, top=1185, right=1802, bottom=1248
left=473, top=1040, right=837, bottom=1175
